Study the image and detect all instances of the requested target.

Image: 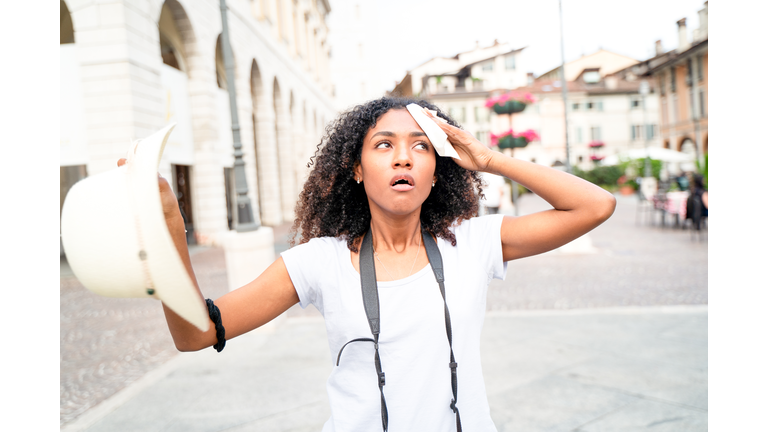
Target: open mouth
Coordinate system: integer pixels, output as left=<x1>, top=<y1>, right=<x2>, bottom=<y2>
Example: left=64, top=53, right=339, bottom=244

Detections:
left=390, top=175, right=415, bottom=191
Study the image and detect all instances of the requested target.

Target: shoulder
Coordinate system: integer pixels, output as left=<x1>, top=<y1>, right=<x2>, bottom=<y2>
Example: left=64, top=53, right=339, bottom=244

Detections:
left=282, top=236, right=347, bottom=264
left=449, top=215, right=505, bottom=245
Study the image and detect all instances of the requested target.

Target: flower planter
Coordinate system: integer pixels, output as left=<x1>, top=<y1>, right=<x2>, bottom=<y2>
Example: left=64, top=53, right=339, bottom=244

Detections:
left=492, top=100, right=527, bottom=115
left=497, top=136, right=529, bottom=149
left=619, top=185, right=636, bottom=196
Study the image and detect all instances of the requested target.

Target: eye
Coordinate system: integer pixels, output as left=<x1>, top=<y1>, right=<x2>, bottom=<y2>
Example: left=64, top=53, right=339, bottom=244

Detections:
left=374, top=141, right=391, bottom=149
left=414, top=142, right=429, bottom=150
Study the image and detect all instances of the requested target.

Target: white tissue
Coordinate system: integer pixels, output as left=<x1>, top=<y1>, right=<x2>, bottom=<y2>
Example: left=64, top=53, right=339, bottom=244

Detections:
left=405, top=103, right=461, bottom=160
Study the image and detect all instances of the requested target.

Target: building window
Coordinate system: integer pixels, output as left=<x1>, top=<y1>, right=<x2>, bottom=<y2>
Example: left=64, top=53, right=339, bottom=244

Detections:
left=585, top=101, right=603, bottom=111
left=583, top=71, right=600, bottom=83
left=699, top=90, right=706, bottom=117
left=474, top=106, right=479, bottom=122
left=696, top=55, right=704, bottom=81
left=505, top=55, right=516, bottom=70
left=689, top=88, right=695, bottom=119
left=578, top=155, right=584, bottom=163
left=590, top=126, right=601, bottom=141
left=475, top=131, right=488, bottom=145
left=672, top=95, right=678, bottom=123
left=660, top=73, right=666, bottom=95
left=576, top=127, right=582, bottom=143
left=645, top=124, right=657, bottom=139
left=670, top=67, right=676, bottom=92
left=630, top=98, right=641, bottom=109
left=572, top=103, right=579, bottom=111
left=686, top=58, right=693, bottom=87
left=460, top=107, right=466, bottom=123
left=482, top=61, right=494, bottom=72
left=631, top=125, right=643, bottom=140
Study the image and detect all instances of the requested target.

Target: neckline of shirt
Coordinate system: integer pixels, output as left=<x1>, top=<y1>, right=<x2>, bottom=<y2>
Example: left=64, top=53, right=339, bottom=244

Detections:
left=344, top=238, right=443, bottom=288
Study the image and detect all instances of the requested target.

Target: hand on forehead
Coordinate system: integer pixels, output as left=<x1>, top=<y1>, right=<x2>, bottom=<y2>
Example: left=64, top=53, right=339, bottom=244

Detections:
left=405, top=104, right=461, bottom=160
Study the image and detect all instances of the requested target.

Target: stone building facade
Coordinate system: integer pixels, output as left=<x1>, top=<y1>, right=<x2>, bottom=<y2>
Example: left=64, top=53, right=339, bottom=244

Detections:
left=60, top=0, right=335, bottom=251
left=510, top=54, right=663, bottom=171
left=390, top=40, right=529, bottom=147
left=636, top=2, right=708, bottom=161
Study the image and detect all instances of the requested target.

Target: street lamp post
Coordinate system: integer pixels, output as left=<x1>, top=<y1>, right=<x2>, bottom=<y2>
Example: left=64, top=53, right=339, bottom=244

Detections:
left=640, top=80, right=652, bottom=177
left=558, top=0, right=572, bottom=173
left=220, top=0, right=259, bottom=232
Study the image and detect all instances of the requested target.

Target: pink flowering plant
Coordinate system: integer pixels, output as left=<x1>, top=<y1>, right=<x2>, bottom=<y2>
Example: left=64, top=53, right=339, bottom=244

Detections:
left=484, top=92, right=537, bottom=108
left=590, top=155, right=605, bottom=161
left=490, top=128, right=540, bottom=149
left=588, top=141, right=605, bottom=148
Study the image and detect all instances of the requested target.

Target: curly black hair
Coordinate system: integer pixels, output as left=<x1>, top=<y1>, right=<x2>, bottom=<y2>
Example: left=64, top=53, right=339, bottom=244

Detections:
left=289, top=96, right=484, bottom=252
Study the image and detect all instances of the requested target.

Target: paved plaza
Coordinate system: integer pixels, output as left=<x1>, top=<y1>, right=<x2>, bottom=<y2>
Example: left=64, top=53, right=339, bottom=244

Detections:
left=60, top=193, right=708, bottom=431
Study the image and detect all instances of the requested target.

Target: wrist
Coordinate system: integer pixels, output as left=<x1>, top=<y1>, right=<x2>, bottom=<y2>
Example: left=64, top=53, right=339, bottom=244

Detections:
left=483, top=151, right=511, bottom=176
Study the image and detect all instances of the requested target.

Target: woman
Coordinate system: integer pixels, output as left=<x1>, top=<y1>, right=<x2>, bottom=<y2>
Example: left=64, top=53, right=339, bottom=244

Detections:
left=131, top=97, right=616, bottom=431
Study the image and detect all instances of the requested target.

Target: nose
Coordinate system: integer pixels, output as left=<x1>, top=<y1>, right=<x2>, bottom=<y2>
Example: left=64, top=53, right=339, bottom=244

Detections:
left=392, top=143, right=412, bottom=168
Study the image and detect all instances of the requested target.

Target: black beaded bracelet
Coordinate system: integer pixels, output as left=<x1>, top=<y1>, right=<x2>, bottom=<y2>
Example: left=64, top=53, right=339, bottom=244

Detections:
left=205, top=298, right=226, bottom=352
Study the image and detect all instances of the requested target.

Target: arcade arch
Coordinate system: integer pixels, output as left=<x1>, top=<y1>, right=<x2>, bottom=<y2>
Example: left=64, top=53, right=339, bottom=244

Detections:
left=158, top=0, right=198, bottom=242
left=60, top=1, right=74, bottom=44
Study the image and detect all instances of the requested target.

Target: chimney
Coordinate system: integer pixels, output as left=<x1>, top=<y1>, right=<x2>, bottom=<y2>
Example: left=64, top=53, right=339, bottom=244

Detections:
left=677, top=18, right=690, bottom=51
left=698, top=2, right=708, bottom=40
left=655, top=40, right=663, bottom=56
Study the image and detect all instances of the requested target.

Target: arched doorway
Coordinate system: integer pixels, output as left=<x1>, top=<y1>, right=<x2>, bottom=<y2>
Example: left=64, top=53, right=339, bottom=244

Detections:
left=159, top=0, right=197, bottom=243
left=679, top=137, right=696, bottom=156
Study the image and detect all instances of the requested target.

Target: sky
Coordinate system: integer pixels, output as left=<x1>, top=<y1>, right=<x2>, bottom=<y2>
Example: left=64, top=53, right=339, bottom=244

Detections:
left=360, top=0, right=707, bottom=93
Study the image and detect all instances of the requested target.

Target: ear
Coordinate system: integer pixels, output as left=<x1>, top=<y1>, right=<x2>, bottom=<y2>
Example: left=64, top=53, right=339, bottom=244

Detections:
left=353, top=162, right=362, bottom=182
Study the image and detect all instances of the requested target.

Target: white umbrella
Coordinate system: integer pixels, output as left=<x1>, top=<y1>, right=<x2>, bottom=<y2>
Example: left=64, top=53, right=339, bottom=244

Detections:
left=602, top=147, right=695, bottom=165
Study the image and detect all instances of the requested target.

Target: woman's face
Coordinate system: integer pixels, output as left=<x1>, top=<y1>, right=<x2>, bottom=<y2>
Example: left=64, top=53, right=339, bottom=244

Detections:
left=355, top=108, right=437, bottom=219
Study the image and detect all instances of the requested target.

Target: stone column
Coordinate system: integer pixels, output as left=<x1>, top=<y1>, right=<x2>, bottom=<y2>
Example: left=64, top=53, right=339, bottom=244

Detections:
left=276, top=103, right=296, bottom=221
left=255, top=101, right=283, bottom=226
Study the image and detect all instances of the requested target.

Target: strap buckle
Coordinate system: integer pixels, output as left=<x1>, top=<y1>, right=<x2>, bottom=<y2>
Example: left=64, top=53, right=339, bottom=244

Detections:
left=379, top=372, right=386, bottom=386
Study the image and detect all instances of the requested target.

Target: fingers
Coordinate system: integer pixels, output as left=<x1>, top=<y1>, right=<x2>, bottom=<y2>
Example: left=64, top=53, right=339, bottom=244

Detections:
left=117, top=158, right=127, bottom=167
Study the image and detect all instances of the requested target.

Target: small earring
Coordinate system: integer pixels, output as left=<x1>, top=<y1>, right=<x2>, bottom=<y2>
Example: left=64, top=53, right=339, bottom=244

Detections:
left=356, top=178, right=361, bottom=184
left=432, top=180, right=436, bottom=188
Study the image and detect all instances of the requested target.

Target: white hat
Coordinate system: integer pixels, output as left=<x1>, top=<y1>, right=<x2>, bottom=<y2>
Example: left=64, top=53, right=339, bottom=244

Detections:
left=61, top=124, right=210, bottom=332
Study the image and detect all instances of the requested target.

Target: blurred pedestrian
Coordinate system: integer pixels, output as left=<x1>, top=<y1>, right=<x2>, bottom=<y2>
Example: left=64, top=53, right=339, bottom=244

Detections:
left=118, top=96, right=616, bottom=431
left=686, top=173, right=708, bottom=225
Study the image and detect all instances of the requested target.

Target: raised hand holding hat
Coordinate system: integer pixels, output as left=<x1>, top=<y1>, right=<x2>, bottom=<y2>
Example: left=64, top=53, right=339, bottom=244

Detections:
left=61, top=124, right=210, bottom=332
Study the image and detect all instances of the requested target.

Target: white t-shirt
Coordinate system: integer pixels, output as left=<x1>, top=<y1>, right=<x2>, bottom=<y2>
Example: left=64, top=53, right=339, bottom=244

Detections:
left=281, top=215, right=507, bottom=432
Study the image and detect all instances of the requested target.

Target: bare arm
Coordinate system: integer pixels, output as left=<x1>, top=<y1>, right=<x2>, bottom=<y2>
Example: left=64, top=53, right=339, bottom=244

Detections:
left=487, top=154, right=616, bottom=261
left=422, top=111, right=616, bottom=261
left=118, top=159, right=299, bottom=352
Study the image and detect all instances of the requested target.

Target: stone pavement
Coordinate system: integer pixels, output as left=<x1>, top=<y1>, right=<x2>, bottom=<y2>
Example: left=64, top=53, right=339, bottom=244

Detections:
left=61, top=192, right=708, bottom=431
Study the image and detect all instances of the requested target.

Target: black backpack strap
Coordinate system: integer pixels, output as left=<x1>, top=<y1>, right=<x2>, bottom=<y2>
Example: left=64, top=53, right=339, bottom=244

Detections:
left=336, top=228, right=389, bottom=431
left=422, top=228, right=462, bottom=432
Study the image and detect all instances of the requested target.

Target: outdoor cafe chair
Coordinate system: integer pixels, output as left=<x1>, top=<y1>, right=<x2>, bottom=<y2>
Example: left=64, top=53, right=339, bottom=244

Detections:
left=634, top=188, right=656, bottom=226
